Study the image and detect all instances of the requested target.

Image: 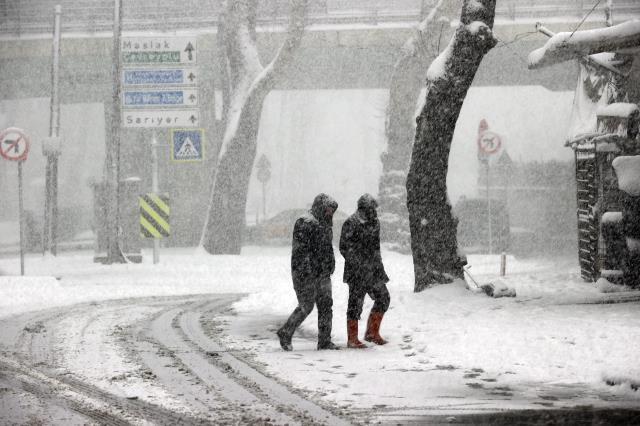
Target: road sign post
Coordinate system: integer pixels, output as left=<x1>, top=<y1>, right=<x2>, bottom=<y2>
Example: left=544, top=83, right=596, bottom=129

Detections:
left=151, top=135, right=160, bottom=264
left=256, top=154, right=271, bottom=220
left=121, top=36, right=200, bottom=256
left=477, top=120, right=503, bottom=255
left=1, top=127, right=32, bottom=275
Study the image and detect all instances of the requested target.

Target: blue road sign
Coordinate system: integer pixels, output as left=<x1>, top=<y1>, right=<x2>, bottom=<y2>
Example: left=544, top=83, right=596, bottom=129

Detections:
left=125, top=90, right=183, bottom=106
left=123, top=69, right=198, bottom=86
left=123, top=89, right=198, bottom=107
left=171, top=129, right=204, bottom=162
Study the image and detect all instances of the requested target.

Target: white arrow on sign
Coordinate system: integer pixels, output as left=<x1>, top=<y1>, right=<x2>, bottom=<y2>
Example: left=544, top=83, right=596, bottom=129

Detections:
left=122, top=88, right=198, bottom=107
left=123, top=109, right=199, bottom=128
left=122, top=68, right=198, bottom=86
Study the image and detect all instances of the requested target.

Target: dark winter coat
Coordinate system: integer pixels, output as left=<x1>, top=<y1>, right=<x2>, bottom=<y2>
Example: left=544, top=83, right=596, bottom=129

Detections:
left=340, top=195, right=389, bottom=286
left=291, top=194, right=338, bottom=280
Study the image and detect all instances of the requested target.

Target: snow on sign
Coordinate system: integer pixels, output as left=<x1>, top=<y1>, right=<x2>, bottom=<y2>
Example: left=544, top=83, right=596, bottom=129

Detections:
left=123, top=109, right=199, bottom=128
left=172, top=129, right=204, bottom=162
left=0, top=127, right=30, bottom=162
left=123, top=68, right=198, bottom=86
left=123, top=88, right=198, bottom=107
left=122, top=37, right=197, bottom=65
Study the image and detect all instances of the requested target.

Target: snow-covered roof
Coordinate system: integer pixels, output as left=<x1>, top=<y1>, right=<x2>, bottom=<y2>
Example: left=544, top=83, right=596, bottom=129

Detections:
left=528, top=19, right=640, bottom=69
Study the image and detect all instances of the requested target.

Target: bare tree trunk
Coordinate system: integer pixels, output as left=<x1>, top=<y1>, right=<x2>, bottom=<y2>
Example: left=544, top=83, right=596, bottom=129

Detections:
left=406, top=0, right=497, bottom=292
left=378, top=0, right=453, bottom=252
left=201, top=0, right=307, bottom=254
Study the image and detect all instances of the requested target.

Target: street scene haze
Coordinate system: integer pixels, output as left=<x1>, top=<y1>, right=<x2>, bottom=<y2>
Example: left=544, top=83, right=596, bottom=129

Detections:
left=1, top=0, right=640, bottom=424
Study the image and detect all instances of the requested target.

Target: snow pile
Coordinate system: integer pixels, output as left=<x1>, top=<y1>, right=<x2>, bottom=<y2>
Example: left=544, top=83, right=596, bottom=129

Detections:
left=596, top=277, right=630, bottom=293
left=601, top=211, right=623, bottom=224
left=597, top=102, right=639, bottom=118
left=0, top=276, right=61, bottom=314
left=612, top=155, right=640, bottom=196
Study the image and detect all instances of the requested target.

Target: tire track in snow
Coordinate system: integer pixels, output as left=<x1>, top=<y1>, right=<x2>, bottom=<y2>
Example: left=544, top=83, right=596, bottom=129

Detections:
left=1, top=294, right=354, bottom=425
left=178, top=303, right=352, bottom=426
left=147, top=298, right=301, bottom=424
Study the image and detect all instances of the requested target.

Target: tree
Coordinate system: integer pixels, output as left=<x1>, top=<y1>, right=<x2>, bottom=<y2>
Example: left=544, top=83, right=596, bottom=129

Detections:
left=200, top=0, right=308, bottom=254
left=406, top=0, right=497, bottom=292
left=378, top=0, right=454, bottom=253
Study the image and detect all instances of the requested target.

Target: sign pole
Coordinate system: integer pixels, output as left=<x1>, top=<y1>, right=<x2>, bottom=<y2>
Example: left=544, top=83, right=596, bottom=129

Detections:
left=0, top=128, right=32, bottom=275
left=18, top=160, right=25, bottom=275
left=487, top=161, right=493, bottom=255
left=44, top=4, right=62, bottom=256
left=151, top=134, right=160, bottom=264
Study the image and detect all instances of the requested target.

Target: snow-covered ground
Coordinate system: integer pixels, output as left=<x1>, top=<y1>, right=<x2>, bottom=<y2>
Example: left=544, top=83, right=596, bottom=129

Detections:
left=1, top=246, right=639, bottom=417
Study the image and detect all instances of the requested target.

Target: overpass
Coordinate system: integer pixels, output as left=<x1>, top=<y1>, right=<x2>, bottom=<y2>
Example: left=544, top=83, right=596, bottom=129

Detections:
left=0, top=0, right=638, bottom=247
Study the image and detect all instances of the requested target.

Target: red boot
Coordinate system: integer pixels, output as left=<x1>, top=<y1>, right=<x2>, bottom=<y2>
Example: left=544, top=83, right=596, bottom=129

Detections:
left=364, top=311, right=388, bottom=345
left=347, top=320, right=367, bottom=349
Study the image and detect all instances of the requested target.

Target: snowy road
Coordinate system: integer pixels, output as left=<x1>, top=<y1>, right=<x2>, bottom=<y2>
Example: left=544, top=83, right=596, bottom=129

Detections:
left=0, top=294, right=351, bottom=425
left=2, top=248, right=640, bottom=424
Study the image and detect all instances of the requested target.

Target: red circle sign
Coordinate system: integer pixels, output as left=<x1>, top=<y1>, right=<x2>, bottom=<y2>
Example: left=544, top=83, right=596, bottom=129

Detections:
left=0, top=127, right=30, bottom=162
left=477, top=130, right=501, bottom=155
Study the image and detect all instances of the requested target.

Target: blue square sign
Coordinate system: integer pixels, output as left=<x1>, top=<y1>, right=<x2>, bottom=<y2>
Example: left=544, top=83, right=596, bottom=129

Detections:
left=171, top=129, right=204, bottom=162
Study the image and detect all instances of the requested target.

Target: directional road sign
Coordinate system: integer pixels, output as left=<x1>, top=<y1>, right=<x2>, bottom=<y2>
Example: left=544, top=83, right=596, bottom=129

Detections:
left=123, top=109, right=199, bottom=128
left=122, top=37, right=197, bottom=65
left=123, top=68, right=198, bottom=86
left=171, top=129, right=204, bottom=162
left=0, top=127, right=30, bottom=162
left=123, top=89, right=198, bottom=107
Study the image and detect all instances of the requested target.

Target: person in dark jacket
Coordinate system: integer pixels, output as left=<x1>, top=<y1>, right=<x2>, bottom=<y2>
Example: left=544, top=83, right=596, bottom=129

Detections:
left=277, top=193, right=340, bottom=351
left=340, top=194, right=390, bottom=348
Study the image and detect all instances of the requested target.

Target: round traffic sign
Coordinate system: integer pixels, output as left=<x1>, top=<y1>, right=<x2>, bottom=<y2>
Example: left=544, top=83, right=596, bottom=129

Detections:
left=477, top=130, right=501, bottom=155
left=0, top=127, right=31, bottom=162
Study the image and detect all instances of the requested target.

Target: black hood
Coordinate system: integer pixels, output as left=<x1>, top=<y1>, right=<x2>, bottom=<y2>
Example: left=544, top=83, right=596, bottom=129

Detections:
left=310, top=193, right=338, bottom=225
left=357, top=193, right=378, bottom=222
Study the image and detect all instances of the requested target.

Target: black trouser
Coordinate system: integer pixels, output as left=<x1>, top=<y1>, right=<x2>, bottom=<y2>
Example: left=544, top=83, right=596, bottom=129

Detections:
left=347, top=281, right=390, bottom=321
left=279, top=276, right=333, bottom=344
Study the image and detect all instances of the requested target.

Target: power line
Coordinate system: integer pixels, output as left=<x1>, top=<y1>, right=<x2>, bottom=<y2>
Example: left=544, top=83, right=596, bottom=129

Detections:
left=568, top=0, right=603, bottom=40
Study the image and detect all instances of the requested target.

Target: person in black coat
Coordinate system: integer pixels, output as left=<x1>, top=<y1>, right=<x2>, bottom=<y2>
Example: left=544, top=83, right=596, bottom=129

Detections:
left=277, top=193, right=340, bottom=351
left=340, top=194, right=390, bottom=348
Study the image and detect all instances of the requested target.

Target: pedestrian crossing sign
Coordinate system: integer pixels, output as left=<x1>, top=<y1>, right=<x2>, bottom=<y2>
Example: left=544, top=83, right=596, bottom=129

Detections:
left=171, top=128, right=204, bottom=162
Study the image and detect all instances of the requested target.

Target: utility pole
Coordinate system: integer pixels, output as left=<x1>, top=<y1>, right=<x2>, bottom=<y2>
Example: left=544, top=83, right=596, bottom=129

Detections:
left=43, top=4, right=62, bottom=256
left=106, top=0, right=125, bottom=263
left=151, top=135, right=160, bottom=264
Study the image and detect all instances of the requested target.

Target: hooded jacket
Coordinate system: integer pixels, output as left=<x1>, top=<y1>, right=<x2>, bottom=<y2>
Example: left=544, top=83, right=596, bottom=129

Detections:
left=340, top=194, right=389, bottom=286
left=291, top=194, right=338, bottom=280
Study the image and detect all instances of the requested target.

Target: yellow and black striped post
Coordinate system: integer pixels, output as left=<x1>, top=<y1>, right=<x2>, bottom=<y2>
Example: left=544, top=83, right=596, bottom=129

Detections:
left=139, top=193, right=170, bottom=239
